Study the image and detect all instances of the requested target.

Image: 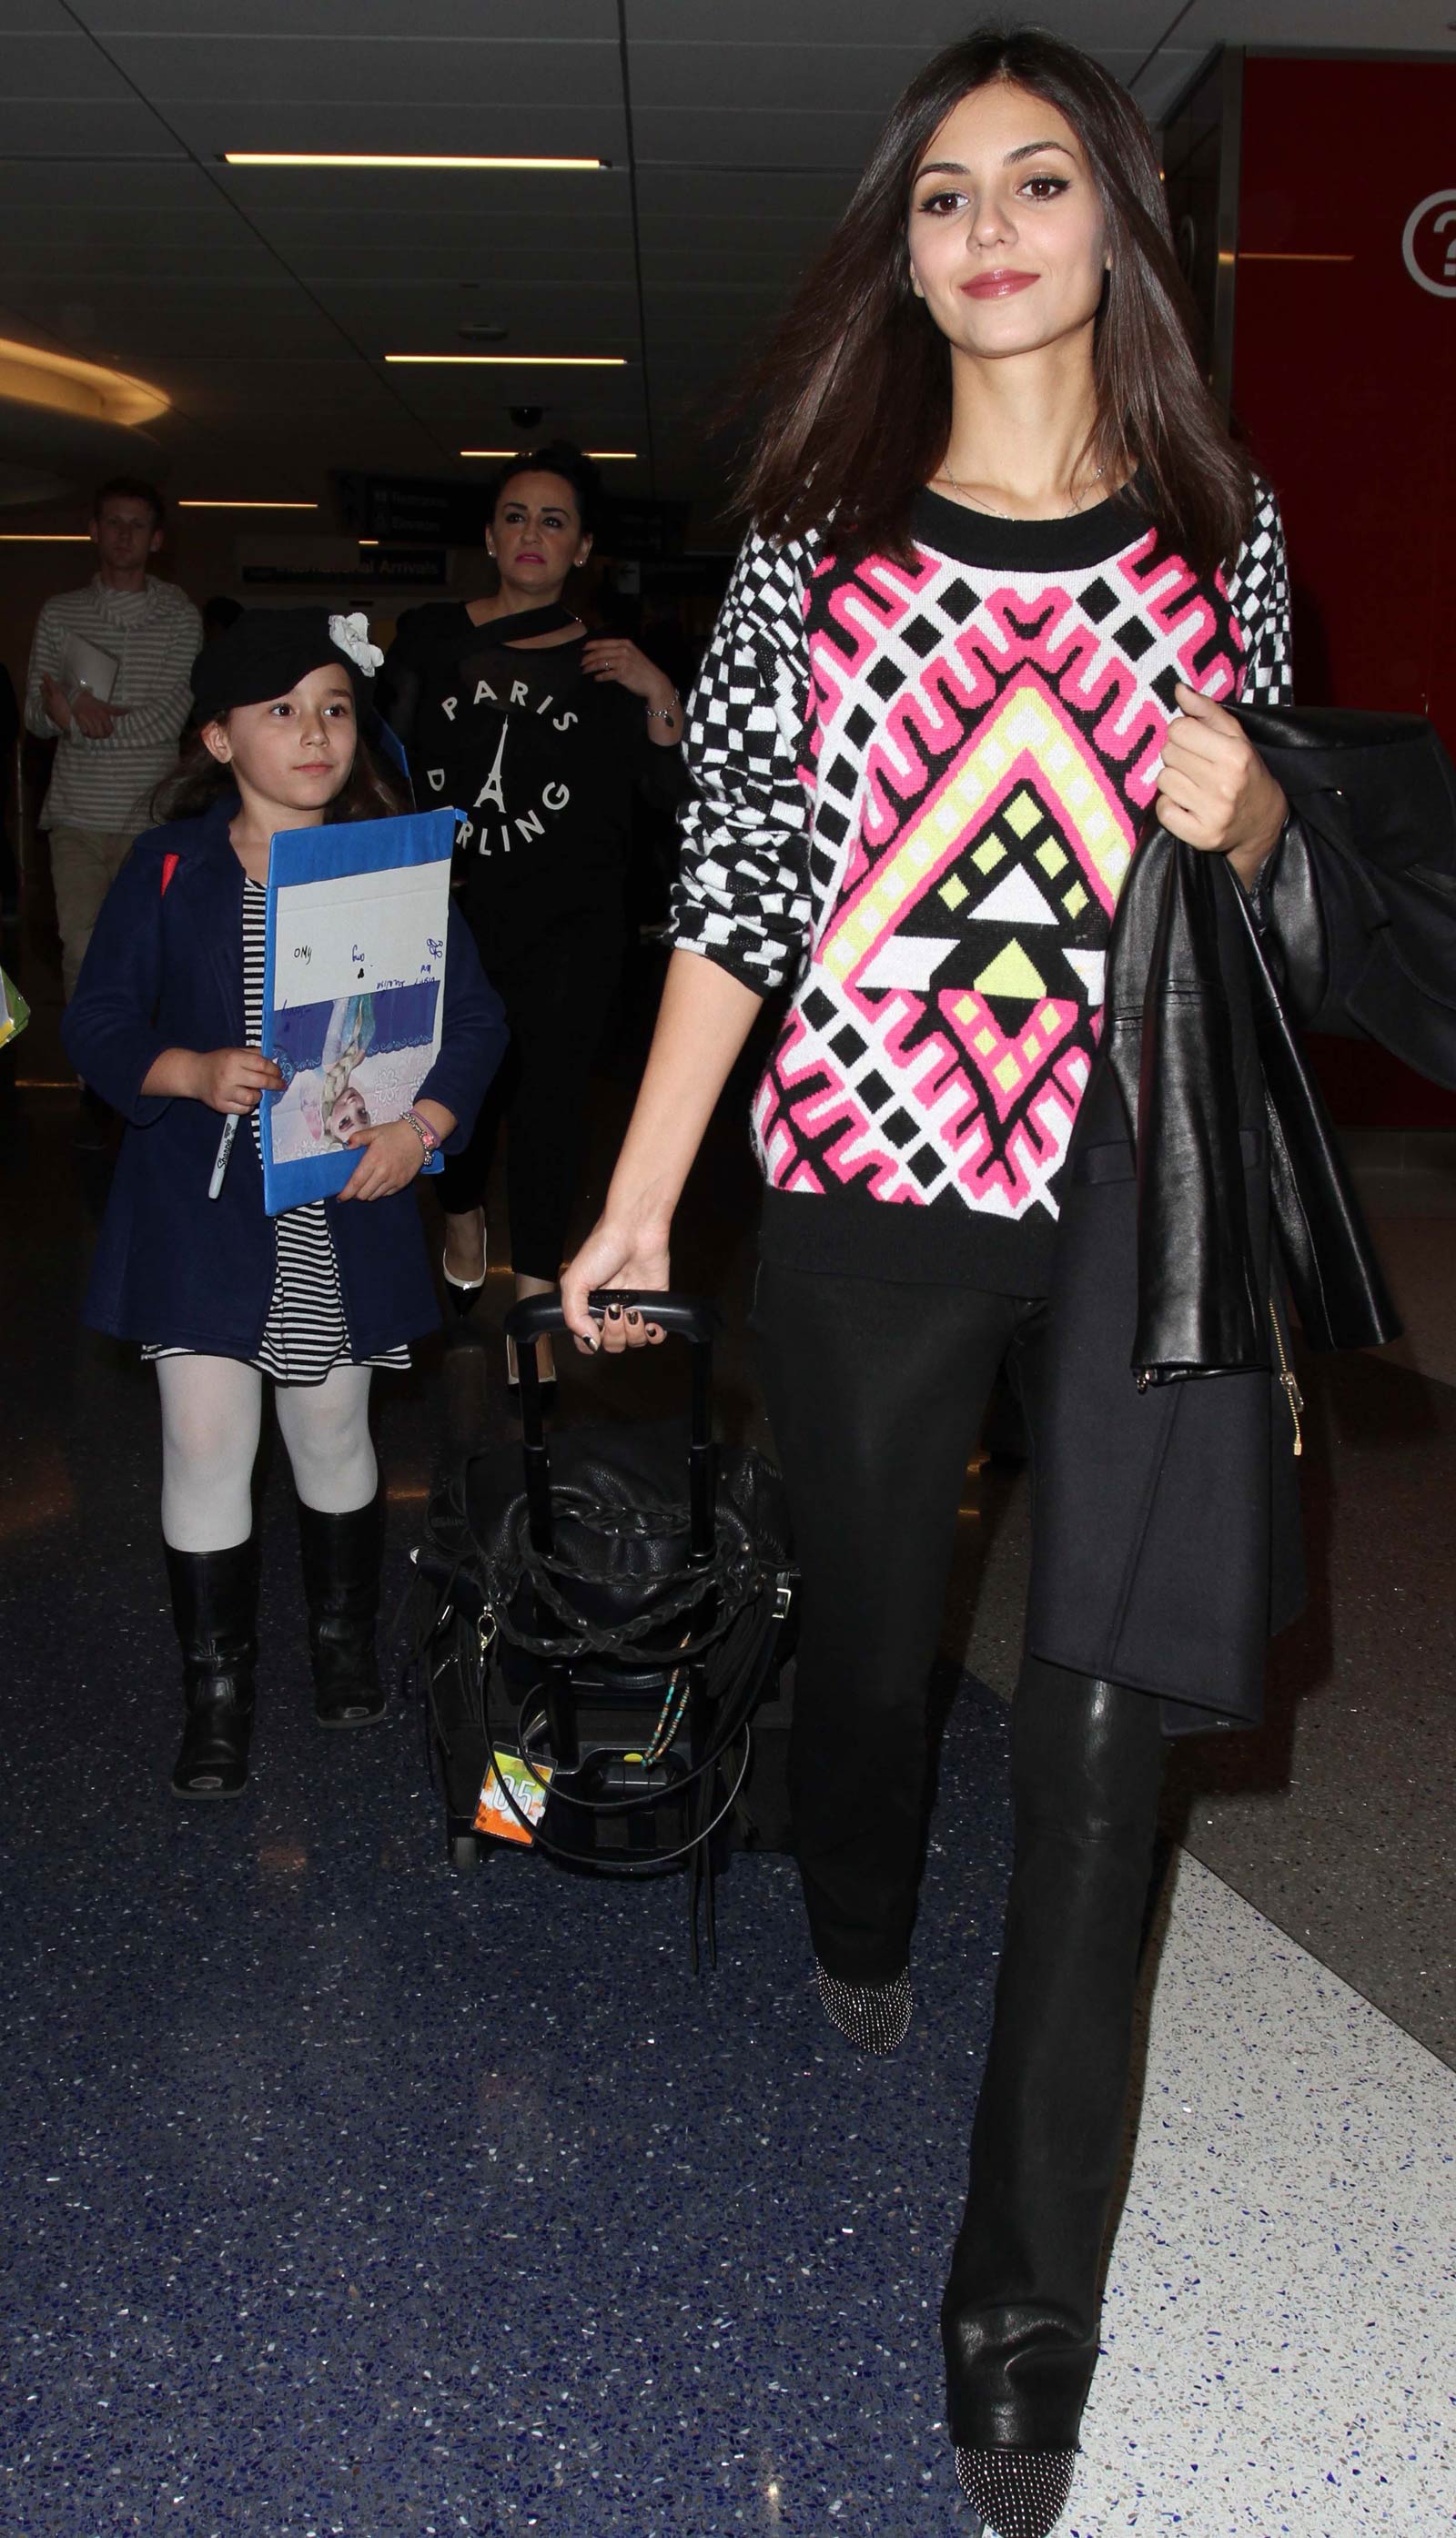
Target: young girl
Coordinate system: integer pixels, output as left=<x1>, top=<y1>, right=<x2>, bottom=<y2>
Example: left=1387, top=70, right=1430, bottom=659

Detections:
left=65, top=609, right=506, bottom=1803
left=564, top=30, right=1303, bottom=2537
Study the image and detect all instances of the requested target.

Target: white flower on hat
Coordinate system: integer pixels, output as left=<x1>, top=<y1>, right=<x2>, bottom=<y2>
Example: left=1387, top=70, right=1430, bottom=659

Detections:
left=329, top=611, right=384, bottom=678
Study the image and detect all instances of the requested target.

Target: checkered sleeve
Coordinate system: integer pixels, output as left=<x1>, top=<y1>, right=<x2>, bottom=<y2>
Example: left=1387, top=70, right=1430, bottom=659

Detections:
left=1228, top=476, right=1293, bottom=707
left=671, top=526, right=818, bottom=996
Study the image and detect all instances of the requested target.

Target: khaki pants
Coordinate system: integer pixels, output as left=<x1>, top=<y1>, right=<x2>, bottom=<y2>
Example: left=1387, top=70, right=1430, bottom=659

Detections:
left=48, top=824, right=141, bottom=1001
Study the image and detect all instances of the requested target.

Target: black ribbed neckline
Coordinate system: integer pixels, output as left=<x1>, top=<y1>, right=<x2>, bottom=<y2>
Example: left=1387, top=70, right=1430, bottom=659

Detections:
left=911, top=479, right=1153, bottom=572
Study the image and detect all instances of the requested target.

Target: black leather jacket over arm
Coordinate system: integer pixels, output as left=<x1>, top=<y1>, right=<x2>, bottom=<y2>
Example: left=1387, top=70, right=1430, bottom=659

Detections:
left=1085, top=703, right=1456, bottom=1386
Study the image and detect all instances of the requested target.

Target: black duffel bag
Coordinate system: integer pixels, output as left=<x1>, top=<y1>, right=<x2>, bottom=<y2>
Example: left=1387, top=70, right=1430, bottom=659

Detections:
left=410, top=1297, right=796, bottom=1900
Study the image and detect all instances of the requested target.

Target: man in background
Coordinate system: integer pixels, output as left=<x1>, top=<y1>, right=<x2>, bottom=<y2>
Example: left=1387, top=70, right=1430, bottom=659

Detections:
left=25, top=477, right=200, bottom=1008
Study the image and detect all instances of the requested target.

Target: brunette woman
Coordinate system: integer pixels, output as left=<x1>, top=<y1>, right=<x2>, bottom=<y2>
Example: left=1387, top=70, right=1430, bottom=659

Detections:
left=379, top=444, right=683, bottom=1395
left=64, top=611, right=505, bottom=1799
left=563, top=31, right=1298, bottom=2536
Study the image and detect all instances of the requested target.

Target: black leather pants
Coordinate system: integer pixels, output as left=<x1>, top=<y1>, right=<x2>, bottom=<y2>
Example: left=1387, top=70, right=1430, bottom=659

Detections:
left=942, top=1655, right=1167, bottom=2449
left=753, top=1264, right=1168, bottom=2447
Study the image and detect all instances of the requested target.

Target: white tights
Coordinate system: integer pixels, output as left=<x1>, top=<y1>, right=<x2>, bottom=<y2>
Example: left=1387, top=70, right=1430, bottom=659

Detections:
left=156, top=1355, right=378, bottom=1553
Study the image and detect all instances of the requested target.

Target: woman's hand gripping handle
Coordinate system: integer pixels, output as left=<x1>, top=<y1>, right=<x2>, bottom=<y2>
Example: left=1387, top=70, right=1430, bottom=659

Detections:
left=560, top=949, right=763, bottom=1355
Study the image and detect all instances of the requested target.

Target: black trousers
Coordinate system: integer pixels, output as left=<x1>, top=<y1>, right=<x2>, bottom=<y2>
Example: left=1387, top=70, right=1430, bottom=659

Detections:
left=439, top=911, right=623, bottom=1284
left=754, top=1262, right=1168, bottom=2448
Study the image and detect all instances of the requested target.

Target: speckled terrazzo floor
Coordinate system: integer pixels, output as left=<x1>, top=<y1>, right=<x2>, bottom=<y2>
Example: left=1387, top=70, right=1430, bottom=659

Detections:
left=4, top=981, right=1455, bottom=2534
left=1070, top=1853, right=1456, bottom=2536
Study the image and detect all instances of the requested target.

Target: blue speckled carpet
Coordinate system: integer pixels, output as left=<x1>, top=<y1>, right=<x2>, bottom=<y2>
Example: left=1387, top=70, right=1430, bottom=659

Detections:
left=2, top=1336, right=1008, bottom=2538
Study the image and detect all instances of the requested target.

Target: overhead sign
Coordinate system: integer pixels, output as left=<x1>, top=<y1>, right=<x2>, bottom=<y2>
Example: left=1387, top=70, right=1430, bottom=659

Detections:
left=238, top=539, right=448, bottom=590
left=335, top=471, right=492, bottom=546
left=1402, top=188, right=1456, bottom=298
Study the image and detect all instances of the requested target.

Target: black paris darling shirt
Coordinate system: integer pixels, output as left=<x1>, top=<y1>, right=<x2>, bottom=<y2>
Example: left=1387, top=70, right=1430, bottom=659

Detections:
left=381, top=602, right=684, bottom=950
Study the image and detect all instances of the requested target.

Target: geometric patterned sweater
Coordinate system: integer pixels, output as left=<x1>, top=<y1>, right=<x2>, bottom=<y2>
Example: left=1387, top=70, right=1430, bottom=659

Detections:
left=672, top=480, right=1293, bottom=1289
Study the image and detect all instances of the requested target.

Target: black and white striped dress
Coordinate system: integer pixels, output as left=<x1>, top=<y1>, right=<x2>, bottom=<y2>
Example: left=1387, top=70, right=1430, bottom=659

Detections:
left=146, top=880, right=410, bottom=1384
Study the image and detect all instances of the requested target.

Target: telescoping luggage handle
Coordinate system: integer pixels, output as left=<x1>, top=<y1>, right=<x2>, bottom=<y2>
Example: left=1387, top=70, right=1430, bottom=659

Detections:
left=503, top=1290, right=720, bottom=1565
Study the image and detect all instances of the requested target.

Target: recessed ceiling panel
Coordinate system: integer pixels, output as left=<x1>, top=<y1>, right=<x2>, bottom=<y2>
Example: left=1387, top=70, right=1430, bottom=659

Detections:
left=103, top=34, right=622, bottom=108
left=0, top=0, right=77, bottom=30
left=74, top=0, right=619, bottom=34
left=0, top=278, right=350, bottom=360
left=287, top=245, right=633, bottom=292
left=0, top=207, right=271, bottom=272
left=631, top=108, right=887, bottom=172
left=137, top=357, right=403, bottom=415
left=0, top=160, right=219, bottom=211
left=638, top=242, right=834, bottom=294
left=317, top=281, right=642, bottom=344
left=625, top=1, right=1174, bottom=47
left=634, top=165, right=855, bottom=223
left=644, top=286, right=790, bottom=339
left=385, top=369, right=644, bottom=411
left=0, top=97, right=181, bottom=154
left=630, top=40, right=950, bottom=116
left=2, top=29, right=138, bottom=96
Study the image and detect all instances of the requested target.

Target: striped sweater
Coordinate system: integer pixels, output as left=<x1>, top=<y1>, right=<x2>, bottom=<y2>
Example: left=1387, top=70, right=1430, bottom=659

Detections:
left=672, top=480, right=1292, bottom=1289
left=25, top=574, right=202, bottom=831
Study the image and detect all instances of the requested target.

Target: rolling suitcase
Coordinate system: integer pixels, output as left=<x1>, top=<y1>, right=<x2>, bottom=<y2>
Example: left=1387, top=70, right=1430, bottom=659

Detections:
left=409, top=1291, right=796, bottom=1963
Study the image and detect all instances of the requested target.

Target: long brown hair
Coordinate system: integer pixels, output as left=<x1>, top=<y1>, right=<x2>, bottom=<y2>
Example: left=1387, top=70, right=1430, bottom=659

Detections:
left=155, top=718, right=408, bottom=826
left=740, top=25, right=1254, bottom=578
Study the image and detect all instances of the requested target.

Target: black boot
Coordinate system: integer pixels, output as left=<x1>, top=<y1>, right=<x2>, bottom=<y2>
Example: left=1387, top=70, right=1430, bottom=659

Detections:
left=942, top=1661, right=1167, bottom=2481
left=298, top=1496, right=387, bottom=1727
left=167, top=1540, right=258, bottom=1800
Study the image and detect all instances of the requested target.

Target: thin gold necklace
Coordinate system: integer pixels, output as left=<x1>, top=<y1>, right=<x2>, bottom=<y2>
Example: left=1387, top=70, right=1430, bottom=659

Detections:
left=937, top=459, right=1106, bottom=521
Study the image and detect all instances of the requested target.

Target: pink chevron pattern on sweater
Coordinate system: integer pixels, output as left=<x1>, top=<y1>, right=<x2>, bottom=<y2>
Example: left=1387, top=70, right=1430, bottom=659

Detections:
left=753, top=529, right=1248, bottom=1221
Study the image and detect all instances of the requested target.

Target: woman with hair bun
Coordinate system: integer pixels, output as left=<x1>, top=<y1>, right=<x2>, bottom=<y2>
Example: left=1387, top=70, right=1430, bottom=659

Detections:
left=380, top=444, right=684, bottom=1398
left=565, top=26, right=1302, bottom=2533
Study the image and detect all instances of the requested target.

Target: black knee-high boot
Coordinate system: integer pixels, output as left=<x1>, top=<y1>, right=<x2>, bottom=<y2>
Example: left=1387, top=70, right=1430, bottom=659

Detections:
left=298, top=1495, right=387, bottom=1726
left=941, top=1661, right=1167, bottom=2529
left=167, top=1539, right=259, bottom=1799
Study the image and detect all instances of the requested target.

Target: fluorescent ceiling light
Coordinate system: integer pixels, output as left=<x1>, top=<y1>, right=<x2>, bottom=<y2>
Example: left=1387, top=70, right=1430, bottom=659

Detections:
left=388, top=353, right=625, bottom=369
left=225, top=153, right=606, bottom=171
left=0, top=531, right=90, bottom=541
left=460, top=448, right=639, bottom=460
left=178, top=499, right=319, bottom=510
left=0, top=335, right=167, bottom=427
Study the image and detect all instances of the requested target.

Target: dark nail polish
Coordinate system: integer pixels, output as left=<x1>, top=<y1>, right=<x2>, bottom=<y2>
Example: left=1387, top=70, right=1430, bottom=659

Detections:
left=626, top=1310, right=641, bottom=1327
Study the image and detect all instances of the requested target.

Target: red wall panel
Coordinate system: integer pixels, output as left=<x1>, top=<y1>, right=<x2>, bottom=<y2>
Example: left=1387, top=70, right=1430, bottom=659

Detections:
left=1233, top=56, right=1456, bottom=1124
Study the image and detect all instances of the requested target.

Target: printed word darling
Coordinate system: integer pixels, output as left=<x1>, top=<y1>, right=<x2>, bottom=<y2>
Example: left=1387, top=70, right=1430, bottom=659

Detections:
left=424, top=672, right=578, bottom=859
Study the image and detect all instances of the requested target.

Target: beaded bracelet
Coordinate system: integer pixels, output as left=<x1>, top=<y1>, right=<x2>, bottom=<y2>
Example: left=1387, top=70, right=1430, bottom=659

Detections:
left=400, top=1106, right=439, bottom=1156
left=644, top=689, right=681, bottom=723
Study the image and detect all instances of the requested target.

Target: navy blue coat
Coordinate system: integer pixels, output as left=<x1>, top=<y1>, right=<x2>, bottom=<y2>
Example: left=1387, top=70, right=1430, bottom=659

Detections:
left=63, top=798, right=509, bottom=1360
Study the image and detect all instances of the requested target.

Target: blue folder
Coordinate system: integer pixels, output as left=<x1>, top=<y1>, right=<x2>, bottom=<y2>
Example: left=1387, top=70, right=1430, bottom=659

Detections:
left=258, top=807, right=459, bottom=1216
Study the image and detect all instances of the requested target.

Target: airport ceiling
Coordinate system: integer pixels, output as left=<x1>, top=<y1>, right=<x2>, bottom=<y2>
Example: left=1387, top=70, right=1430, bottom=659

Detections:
left=2, top=0, right=1454, bottom=529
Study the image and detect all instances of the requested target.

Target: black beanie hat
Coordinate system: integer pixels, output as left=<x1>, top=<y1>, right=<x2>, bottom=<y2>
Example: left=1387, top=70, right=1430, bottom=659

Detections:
left=189, top=607, right=381, bottom=726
